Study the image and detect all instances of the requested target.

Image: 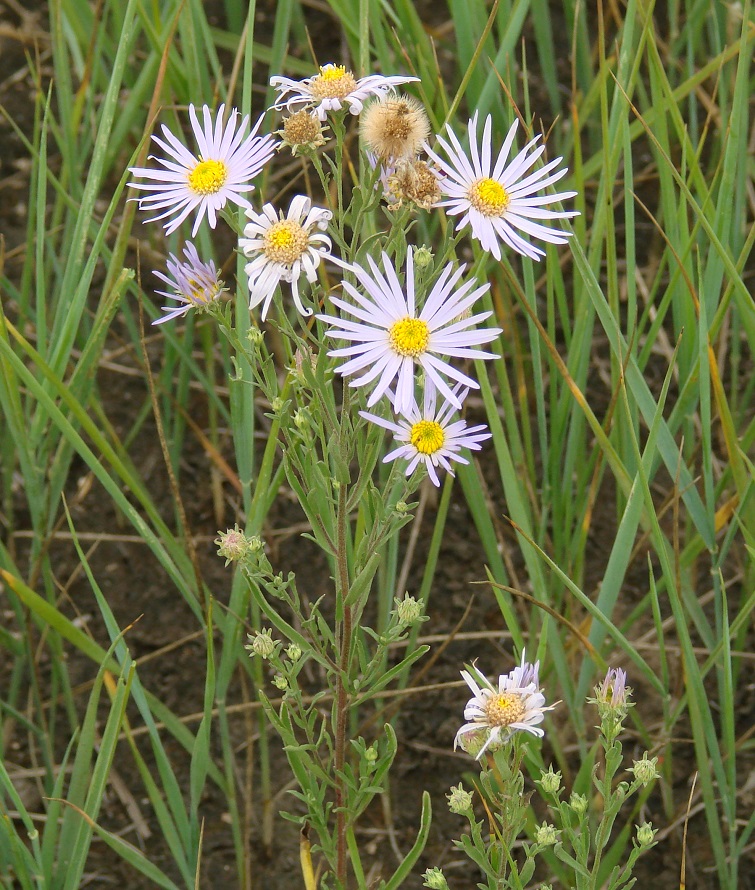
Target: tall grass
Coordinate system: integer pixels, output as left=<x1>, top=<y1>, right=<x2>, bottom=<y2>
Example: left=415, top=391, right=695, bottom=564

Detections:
left=1, top=0, right=753, bottom=886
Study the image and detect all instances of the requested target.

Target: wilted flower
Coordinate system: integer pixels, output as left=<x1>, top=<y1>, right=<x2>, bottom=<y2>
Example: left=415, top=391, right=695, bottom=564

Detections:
left=425, top=112, right=578, bottom=260
left=151, top=242, right=226, bottom=325
left=216, top=524, right=258, bottom=564
left=455, top=651, right=556, bottom=759
left=381, top=157, right=442, bottom=210
left=270, top=63, right=419, bottom=120
left=128, top=104, right=277, bottom=236
left=595, top=667, right=630, bottom=710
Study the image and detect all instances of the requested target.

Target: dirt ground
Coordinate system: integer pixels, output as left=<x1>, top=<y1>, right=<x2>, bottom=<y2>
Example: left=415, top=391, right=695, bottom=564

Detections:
left=2, top=1, right=754, bottom=888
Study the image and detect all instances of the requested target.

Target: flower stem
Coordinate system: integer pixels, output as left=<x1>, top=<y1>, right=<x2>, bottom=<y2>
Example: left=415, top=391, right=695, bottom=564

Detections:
left=334, top=384, right=353, bottom=886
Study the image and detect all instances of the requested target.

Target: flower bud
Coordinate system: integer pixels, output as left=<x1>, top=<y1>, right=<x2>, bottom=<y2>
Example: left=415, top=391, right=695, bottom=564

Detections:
left=422, top=867, right=449, bottom=889
left=413, top=245, right=434, bottom=269
left=286, top=643, right=302, bottom=662
left=537, top=766, right=562, bottom=795
left=247, top=327, right=264, bottom=346
left=272, top=674, right=288, bottom=690
left=245, top=629, right=276, bottom=659
left=631, top=753, right=660, bottom=786
left=395, top=594, right=423, bottom=625
left=534, top=822, right=559, bottom=846
left=636, top=822, right=657, bottom=846
left=446, top=783, right=473, bottom=814
left=568, top=792, right=588, bottom=816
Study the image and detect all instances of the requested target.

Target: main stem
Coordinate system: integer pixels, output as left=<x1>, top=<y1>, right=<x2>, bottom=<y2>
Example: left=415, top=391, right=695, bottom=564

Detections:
left=334, top=387, right=352, bottom=887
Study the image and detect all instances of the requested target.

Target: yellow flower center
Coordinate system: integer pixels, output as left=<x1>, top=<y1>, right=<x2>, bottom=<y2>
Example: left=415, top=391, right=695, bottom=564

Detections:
left=389, top=317, right=430, bottom=357
left=310, top=64, right=358, bottom=101
left=263, top=220, right=309, bottom=265
left=469, top=177, right=510, bottom=216
left=188, top=159, right=228, bottom=196
left=409, top=420, right=445, bottom=455
left=484, top=692, right=526, bottom=727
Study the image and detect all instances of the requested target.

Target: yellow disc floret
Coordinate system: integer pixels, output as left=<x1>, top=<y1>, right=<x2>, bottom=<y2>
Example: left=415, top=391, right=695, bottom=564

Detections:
left=188, top=159, right=229, bottom=195
left=310, top=64, right=358, bottom=101
left=263, top=221, right=309, bottom=265
left=409, top=419, right=445, bottom=455
left=484, top=692, right=526, bottom=727
left=389, top=317, right=430, bottom=357
left=469, top=177, right=510, bottom=216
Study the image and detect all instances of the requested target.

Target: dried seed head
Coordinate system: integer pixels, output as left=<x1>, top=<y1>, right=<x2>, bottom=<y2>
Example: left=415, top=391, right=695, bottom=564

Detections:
left=384, top=158, right=442, bottom=210
left=361, top=94, right=430, bottom=161
left=277, top=110, right=327, bottom=155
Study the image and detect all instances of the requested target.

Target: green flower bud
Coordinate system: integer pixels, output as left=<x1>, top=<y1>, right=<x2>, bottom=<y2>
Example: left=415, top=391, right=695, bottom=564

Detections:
left=272, top=674, right=288, bottom=691
left=534, top=822, right=559, bottom=846
left=245, top=629, right=276, bottom=659
left=568, top=792, right=588, bottom=816
left=446, top=783, right=473, bottom=814
left=636, top=822, right=657, bottom=846
left=395, top=593, right=423, bottom=625
left=631, top=753, right=660, bottom=786
left=537, top=766, right=562, bottom=795
left=413, top=245, right=434, bottom=269
left=422, top=867, right=449, bottom=889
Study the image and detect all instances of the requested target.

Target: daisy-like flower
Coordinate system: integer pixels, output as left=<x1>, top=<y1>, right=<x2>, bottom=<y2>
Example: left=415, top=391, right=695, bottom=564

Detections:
left=425, top=111, right=579, bottom=261
left=360, top=382, right=491, bottom=487
left=318, top=249, right=501, bottom=414
left=152, top=242, right=227, bottom=325
left=239, top=195, right=333, bottom=320
left=270, top=63, right=419, bottom=121
left=128, top=104, right=278, bottom=236
left=454, top=651, right=556, bottom=760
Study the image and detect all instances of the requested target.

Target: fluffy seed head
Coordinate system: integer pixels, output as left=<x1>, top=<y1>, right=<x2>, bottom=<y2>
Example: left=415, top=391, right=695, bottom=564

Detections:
left=361, top=94, right=430, bottom=160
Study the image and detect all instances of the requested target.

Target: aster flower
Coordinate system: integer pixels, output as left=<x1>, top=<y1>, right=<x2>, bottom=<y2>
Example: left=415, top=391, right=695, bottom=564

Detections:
left=151, top=242, right=226, bottom=325
left=454, top=651, right=556, bottom=759
left=425, top=111, right=578, bottom=261
left=128, top=104, right=277, bottom=236
left=239, top=195, right=333, bottom=320
left=270, top=63, right=419, bottom=121
left=318, top=249, right=501, bottom=414
left=359, top=382, right=491, bottom=487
